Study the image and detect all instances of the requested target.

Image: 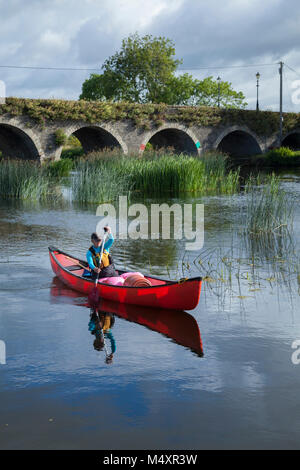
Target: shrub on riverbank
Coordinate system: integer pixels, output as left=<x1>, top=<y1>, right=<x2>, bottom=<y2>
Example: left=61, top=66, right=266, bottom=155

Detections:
left=61, top=135, right=84, bottom=160
left=61, top=147, right=84, bottom=160
left=44, top=158, right=74, bottom=177
left=251, top=147, right=300, bottom=167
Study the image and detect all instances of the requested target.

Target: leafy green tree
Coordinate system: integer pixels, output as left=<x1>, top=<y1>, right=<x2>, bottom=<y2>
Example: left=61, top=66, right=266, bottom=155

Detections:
left=80, top=33, right=246, bottom=108
left=80, top=33, right=181, bottom=103
left=159, top=73, right=196, bottom=105
left=80, top=74, right=108, bottom=101
left=192, top=77, right=246, bottom=108
left=161, top=75, right=246, bottom=108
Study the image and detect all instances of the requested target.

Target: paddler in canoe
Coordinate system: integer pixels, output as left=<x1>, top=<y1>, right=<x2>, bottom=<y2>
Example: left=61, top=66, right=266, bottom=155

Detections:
left=84, top=226, right=118, bottom=279
left=84, top=227, right=153, bottom=289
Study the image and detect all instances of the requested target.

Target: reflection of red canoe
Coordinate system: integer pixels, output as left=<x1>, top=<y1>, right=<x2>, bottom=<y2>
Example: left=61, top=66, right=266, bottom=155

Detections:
left=50, top=277, right=203, bottom=356
left=49, top=247, right=202, bottom=310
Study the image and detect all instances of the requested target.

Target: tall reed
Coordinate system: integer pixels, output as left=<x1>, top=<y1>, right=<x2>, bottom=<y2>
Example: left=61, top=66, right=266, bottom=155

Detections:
left=243, top=174, right=294, bottom=236
left=72, top=159, right=131, bottom=203
left=79, top=151, right=240, bottom=197
left=0, top=159, right=56, bottom=200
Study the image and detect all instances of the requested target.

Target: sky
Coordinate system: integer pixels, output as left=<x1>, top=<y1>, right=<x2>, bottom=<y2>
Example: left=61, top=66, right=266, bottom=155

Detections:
left=0, top=0, right=300, bottom=111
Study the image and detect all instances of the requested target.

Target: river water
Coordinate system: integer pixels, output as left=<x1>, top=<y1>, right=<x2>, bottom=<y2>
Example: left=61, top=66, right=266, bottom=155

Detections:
left=0, top=172, right=300, bottom=450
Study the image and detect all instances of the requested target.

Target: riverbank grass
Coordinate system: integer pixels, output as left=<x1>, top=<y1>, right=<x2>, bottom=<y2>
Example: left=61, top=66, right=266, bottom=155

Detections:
left=0, top=159, right=58, bottom=200
left=76, top=151, right=240, bottom=201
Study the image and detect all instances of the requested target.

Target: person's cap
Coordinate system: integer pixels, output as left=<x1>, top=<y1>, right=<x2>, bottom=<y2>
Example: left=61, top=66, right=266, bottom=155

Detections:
left=91, top=232, right=101, bottom=242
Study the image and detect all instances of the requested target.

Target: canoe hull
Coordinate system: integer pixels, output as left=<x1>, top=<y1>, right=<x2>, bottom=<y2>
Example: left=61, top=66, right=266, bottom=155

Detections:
left=50, top=277, right=204, bottom=356
left=49, top=247, right=202, bottom=310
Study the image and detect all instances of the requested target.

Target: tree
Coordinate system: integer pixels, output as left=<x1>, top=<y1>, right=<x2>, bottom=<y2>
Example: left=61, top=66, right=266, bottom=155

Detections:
left=149, top=74, right=246, bottom=108
left=80, top=33, right=247, bottom=108
left=80, top=33, right=181, bottom=103
left=158, top=73, right=196, bottom=105
left=192, top=77, right=246, bottom=108
left=80, top=74, right=108, bottom=101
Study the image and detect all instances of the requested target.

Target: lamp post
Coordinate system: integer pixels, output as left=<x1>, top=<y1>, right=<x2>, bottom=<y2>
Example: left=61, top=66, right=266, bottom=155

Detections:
left=217, top=76, right=221, bottom=108
left=279, top=61, right=283, bottom=146
left=256, top=72, right=260, bottom=111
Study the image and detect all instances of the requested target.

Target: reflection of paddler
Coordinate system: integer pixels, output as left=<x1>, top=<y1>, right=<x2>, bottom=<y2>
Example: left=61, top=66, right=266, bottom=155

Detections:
left=88, top=309, right=116, bottom=363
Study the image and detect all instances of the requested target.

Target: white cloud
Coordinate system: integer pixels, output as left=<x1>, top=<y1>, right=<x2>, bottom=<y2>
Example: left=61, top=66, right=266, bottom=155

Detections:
left=40, top=30, right=69, bottom=49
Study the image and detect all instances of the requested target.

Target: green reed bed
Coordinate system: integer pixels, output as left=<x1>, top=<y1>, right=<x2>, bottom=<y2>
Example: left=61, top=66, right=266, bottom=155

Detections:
left=72, top=159, right=131, bottom=203
left=79, top=151, right=240, bottom=198
left=243, top=174, right=295, bottom=236
left=0, top=159, right=59, bottom=201
left=120, top=152, right=240, bottom=195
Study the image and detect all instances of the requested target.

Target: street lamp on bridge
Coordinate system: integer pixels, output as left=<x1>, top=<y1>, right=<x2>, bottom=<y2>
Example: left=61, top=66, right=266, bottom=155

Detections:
left=217, top=76, right=221, bottom=108
left=256, top=72, right=260, bottom=111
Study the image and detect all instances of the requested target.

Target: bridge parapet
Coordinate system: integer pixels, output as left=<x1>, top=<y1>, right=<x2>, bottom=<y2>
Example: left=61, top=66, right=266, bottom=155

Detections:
left=0, top=98, right=299, bottom=161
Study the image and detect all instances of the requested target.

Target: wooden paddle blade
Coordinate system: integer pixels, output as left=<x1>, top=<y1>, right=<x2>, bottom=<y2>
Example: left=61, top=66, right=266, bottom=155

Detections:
left=88, top=286, right=100, bottom=306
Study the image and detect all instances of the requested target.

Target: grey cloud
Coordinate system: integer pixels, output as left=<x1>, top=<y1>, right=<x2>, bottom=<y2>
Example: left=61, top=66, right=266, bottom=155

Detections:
left=74, top=17, right=123, bottom=65
left=146, top=0, right=300, bottom=66
left=0, top=0, right=299, bottom=110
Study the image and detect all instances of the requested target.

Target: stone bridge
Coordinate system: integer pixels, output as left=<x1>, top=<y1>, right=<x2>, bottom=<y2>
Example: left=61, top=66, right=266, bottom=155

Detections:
left=0, top=99, right=300, bottom=161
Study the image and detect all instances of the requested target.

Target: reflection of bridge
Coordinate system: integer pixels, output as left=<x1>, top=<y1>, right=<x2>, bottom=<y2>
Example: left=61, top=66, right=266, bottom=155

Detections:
left=1, top=101, right=300, bottom=161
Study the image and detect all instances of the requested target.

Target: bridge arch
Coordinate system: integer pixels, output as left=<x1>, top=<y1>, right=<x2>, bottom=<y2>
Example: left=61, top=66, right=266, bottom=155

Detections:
left=0, top=120, right=43, bottom=160
left=214, top=126, right=262, bottom=157
left=281, top=130, right=300, bottom=150
left=140, top=124, right=200, bottom=155
left=56, top=123, right=128, bottom=159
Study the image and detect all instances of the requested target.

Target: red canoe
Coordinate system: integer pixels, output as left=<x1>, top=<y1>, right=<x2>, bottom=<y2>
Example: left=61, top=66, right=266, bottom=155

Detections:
left=49, top=246, right=202, bottom=310
left=50, top=277, right=204, bottom=357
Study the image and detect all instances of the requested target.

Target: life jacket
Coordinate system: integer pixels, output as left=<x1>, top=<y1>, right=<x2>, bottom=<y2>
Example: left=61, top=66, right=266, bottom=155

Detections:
left=89, top=312, right=115, bottom=333
left=89, top=245, right=112, bottom=269
left=102, top=313, right=115, bottom=332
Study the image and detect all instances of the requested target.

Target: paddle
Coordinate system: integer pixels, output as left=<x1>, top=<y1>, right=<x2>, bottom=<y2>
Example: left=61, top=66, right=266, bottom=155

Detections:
left=88, top=230, right=108, bottom=307
left=65, top=257, right=90, bottom=271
